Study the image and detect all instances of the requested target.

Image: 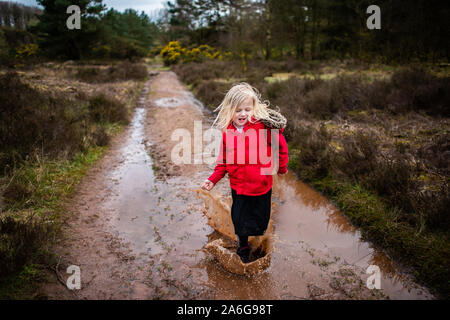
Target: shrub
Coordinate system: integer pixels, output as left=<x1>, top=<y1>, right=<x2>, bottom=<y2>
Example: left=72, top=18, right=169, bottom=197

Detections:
left=369, top=67, right=450, bottom=115
left=74, top=61, right=148, bottom=83
left=289, top=125, right=332, bottom=181
left=412, top=183, right=450, bottom=233
left=14, top=43, right=38, bottom=59
left=194, top=81, right=228, bottom=111
left=75, top=67, right=103, bottom=82
left=334, top=130, right=449, bottom=234
left=0, top=213, right=51, bottom=277
left=0, top=72, right=80, bottom=170
left=160, top=41, right=229, bottom=66
left=92, top=126, right=110, bottom=147
left=148, top=45, right=163, bottom=58
left=88, top=94, right=129, bottom=124
left=92, top=45, right=112, bottom=58
left=0, top=72, right=126, bottom=172
left=0, top=28, right=10, bottom=64
left=160, top=41, right=183, bottom=66
left=337, top=131, right=379, bottom=179
left=107, top=61, right=148, bottom=81
left=265, top=68, right=449, bottom=120
left=417, top=133, right=450, bottom=176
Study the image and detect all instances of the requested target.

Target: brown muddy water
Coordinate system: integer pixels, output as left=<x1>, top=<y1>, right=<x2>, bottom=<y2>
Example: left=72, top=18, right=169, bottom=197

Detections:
left=100, top=71, right=433, bottom=300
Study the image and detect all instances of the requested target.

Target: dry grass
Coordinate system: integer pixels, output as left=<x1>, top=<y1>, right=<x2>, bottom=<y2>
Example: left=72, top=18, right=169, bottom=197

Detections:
left=73, top=61, right=148, bottom=83
left=0, top=72, right=129, bottom=173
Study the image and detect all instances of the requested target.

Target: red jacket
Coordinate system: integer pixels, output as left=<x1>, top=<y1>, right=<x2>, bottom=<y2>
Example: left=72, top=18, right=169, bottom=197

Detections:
left=208, top=117, right=289, bottom=196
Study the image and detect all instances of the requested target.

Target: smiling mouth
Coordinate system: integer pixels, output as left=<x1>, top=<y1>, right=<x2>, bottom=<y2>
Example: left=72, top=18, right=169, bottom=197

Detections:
left=238, top=117, right=247, bottom=122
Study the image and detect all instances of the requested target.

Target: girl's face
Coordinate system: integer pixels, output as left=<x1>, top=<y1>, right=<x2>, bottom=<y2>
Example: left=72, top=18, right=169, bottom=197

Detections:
left=232, top=97, right=253, bottom=126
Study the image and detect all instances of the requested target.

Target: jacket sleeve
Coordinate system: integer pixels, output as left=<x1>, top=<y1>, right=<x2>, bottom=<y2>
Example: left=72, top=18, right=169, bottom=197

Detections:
left=277, top=128, right=289, bottom=174
left=208, top=131, right=227, bottom=184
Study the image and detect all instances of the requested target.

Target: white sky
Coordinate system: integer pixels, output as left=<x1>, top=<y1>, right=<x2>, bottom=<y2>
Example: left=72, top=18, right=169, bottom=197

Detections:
left=4, top=0, right=167, bottom=15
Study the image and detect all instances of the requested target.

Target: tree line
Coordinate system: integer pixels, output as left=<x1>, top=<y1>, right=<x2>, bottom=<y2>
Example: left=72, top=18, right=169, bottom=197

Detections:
left=157, top=0, right=449, bottom=63
left=0, top=0, right=158, bottom=62
left=0, top=0, right=448, bottom=63
left=0, top=1, right=42, bottom=29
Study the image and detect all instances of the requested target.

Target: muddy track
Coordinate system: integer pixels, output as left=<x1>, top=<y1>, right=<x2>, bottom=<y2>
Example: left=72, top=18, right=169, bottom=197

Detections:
left=41, top=70, right=433, bottom=300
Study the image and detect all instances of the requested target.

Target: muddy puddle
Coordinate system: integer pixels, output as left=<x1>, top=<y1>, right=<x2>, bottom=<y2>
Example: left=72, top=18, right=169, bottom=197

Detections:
left=100, top=71, right=433, bottom=300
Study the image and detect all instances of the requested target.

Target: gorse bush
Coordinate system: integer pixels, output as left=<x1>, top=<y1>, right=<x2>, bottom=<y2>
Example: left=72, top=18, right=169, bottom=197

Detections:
left=15, top=43, right=38, bottom=59
left=160, top=41, right=231, bottom=66
left=0, top=27, right=39, bottom=66
left=160, top=41, right=184, bottom=65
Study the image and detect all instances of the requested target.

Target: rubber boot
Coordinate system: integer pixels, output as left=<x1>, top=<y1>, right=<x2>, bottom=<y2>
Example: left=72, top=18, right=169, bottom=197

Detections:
left=236, top=245, right=250, bottom=263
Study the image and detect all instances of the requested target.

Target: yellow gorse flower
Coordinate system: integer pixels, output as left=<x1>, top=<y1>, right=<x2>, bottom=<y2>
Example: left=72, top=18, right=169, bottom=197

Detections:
left=15, top=43, right=38, bottom=59
left=159, top=41, right=229, bottom=65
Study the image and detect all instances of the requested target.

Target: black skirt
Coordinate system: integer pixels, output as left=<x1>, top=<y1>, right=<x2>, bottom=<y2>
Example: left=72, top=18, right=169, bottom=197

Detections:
left=230, top=188, right=272, bottom=236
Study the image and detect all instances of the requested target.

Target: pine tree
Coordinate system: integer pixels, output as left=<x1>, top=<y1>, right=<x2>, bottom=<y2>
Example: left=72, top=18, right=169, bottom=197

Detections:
left=32, top=0, right=105, bottom=59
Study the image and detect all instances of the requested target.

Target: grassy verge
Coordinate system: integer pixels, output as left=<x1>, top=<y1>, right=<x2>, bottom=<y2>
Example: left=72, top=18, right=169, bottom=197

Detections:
left=0, top=145, right=108, bottom=299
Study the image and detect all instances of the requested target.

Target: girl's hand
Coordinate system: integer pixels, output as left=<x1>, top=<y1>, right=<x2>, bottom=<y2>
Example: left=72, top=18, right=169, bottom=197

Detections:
left=201, top=179, right=215, bottom=191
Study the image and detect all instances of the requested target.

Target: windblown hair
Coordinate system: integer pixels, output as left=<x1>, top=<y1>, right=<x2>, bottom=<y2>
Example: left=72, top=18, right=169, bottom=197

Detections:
left=212, top=82, right=287, bottom=130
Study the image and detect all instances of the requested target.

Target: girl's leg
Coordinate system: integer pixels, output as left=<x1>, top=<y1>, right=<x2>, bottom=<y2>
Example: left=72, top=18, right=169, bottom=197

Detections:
left=236, top=235, right=250, bottom=263
left=237, top=235, right=248, bottom=248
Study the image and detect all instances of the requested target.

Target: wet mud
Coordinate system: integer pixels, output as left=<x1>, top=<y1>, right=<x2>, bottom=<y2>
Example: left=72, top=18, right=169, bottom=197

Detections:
left=41, top=70, right=434, bottom=300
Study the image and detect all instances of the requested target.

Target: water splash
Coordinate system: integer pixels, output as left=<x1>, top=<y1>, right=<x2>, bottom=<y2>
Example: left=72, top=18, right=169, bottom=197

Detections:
left=196, top=189, right=273, bottom=275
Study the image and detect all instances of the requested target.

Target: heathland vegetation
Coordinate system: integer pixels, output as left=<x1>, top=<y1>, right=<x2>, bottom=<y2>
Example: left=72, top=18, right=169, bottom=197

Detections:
left=0, top=0, right=448, bottom=298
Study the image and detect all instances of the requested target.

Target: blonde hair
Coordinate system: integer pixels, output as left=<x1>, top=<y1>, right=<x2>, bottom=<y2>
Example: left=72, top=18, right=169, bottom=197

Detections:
left=212, top=82, right=279, bottom=130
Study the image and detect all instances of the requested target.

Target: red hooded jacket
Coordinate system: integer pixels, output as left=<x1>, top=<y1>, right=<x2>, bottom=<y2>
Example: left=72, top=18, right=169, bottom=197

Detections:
left=208, top=117, right=289, bottom=196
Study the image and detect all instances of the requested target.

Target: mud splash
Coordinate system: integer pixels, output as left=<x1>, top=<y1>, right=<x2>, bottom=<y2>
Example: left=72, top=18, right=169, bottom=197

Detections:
left=196, top=189, right=272, bottom=275
left=205, top=239, right=271, bottom=276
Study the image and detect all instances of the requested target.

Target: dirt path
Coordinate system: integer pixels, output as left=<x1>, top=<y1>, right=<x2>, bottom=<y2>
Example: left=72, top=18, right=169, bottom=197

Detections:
left=41, top=70, right=433, bottom=300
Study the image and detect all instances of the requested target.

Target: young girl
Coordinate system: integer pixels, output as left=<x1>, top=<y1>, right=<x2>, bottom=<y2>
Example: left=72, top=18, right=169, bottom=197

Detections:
left=201, top=82, right=289, bottom=263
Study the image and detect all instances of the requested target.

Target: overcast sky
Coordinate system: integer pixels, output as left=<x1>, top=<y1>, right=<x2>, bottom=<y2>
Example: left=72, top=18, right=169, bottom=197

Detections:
left=5, top=0, right=167, bottom=15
